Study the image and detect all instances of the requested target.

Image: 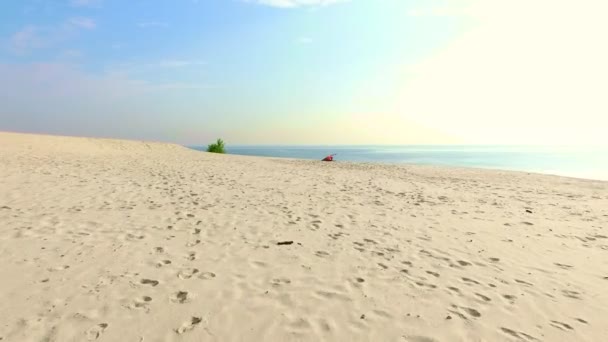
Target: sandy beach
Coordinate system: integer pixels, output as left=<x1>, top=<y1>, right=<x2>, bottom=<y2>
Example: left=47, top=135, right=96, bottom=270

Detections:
left=1, top=131, right=607, bottom=342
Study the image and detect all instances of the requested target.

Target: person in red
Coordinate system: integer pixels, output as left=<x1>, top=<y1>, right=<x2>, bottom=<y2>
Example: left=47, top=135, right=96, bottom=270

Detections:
left=322, top=154, right=335, bottom=161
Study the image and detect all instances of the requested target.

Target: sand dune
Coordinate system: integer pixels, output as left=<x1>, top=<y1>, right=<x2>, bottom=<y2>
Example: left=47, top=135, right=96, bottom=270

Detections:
left=1, top=131, right=607, bottom=341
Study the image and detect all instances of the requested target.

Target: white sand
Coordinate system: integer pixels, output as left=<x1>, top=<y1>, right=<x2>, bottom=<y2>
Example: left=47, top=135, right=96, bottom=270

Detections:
left=1, top=131, right=607, bottom=342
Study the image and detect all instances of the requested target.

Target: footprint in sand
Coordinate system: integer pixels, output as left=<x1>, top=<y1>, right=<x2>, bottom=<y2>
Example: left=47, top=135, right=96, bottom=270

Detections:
left=562, top=290, right=582, bottom=300
left=475, top=293, right=491, bottom=302
left=178, top=268, right=199, bottom=279
left=86, top=323, right=108, bottom=340
left=449, top=305, right=481, bottom=319
left=463, top=307, right=481, bottom=318
left=503, top=294, right=517, bottom=301
left=271, top=278, right=291, bottom=286
left=186, top=240, right=201, bottom=247
left=328, top=233, right=344, bottom=240
left=315, top=251, right=330, bottom=258
left=140, top=279, right=159, bottom=286
left=414, top=281, right=437, bottom=289
left=515, top=279, right=534, bottom=287
left=550, top=320, right=574, bottom=331
left=554, top=263, right=574, bottom=270
left=130, top=296, right=152, bottom=310
left=461, top=277, right=481, bottom=285
left=47, top=265, right=70, bottom=272
left=377, top=263, right=389, bottom=270
left=426, top=271, right=440, bottom=278
left=447, top=286, right=461, bottom=294
left=171, top=291, right=189, bottom=303
left=500, top=327, right=538, bottom=341
left=140, top=296, right=152, bottom=302
left=198, top=272, right=216, bottom=280
left=175, top=316, right=202, bottom=334
left=127, top=233, right=145, bottom=241
left=315, top=290, right=350, bottom=301
left=156, top=260, right=171, bottom=268
left=185, top=252, right=196, bottom=261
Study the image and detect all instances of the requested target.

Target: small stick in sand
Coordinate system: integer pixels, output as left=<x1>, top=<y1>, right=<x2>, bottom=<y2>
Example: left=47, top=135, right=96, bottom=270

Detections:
left=277, top=241, right=294, bottom=246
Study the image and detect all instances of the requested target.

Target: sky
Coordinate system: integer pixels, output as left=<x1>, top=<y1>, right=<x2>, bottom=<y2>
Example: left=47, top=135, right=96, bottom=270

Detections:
left=1, top=0, right=607, bottom=145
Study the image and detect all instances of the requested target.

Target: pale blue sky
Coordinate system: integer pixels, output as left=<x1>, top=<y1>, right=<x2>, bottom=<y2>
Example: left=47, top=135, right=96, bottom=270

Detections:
left=1, top=0, right=606, bottom=145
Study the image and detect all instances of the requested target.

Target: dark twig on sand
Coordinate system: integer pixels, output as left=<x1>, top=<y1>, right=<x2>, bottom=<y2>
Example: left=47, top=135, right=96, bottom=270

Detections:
left=277, top=241, right=294, bottom=246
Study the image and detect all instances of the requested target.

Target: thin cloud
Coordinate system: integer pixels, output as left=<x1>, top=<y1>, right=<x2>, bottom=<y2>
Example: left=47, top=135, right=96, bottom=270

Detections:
left=59, top=49, right=84, bottom=59
left=156, top=60, right=206, bottom=68
left=9, top=17, right=96, bottom=54
left=247, top=0, right=347, bottom=8
left=0, top=62, right=211, bottom=103
left=137, top=21, right=169, bottom=28
left=10, top=26, right=42, bottom=53
left=104, top=59, right=207, bottom=75
left=70, top=0, right=102, bottom=7
left=68, top=17, right=97, bottom=29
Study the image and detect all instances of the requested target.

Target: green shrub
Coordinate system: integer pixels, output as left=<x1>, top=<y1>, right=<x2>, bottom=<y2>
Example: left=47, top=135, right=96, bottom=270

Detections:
left=206, top=138, right=226, bottom=154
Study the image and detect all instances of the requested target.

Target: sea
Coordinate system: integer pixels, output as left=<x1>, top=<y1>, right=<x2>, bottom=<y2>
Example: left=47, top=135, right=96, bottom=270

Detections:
left=189, top=145, right=608, bottom=181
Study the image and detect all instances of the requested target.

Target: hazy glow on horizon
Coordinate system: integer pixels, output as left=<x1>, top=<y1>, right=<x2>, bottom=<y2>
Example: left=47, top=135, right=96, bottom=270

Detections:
left=393, top=0, right=608, bottom=145
left=1, top=0, right=606, bottom=145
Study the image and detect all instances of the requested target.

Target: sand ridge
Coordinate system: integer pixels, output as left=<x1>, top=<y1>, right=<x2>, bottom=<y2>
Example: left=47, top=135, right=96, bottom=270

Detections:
left=1, top=131, right=607, bottom=341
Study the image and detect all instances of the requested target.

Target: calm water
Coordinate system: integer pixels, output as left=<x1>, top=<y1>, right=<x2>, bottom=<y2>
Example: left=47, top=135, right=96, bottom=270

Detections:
left=189, top=145, right=608, bottom=181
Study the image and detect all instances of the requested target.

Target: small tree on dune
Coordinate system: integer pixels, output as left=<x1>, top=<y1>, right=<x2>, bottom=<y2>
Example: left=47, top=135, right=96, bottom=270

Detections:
left=207, top=138, right=226, bottom=154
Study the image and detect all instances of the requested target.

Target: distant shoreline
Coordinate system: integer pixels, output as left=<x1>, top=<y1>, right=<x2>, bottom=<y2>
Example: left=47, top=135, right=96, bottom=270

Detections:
left=188, top=144, right=608, bottom=182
